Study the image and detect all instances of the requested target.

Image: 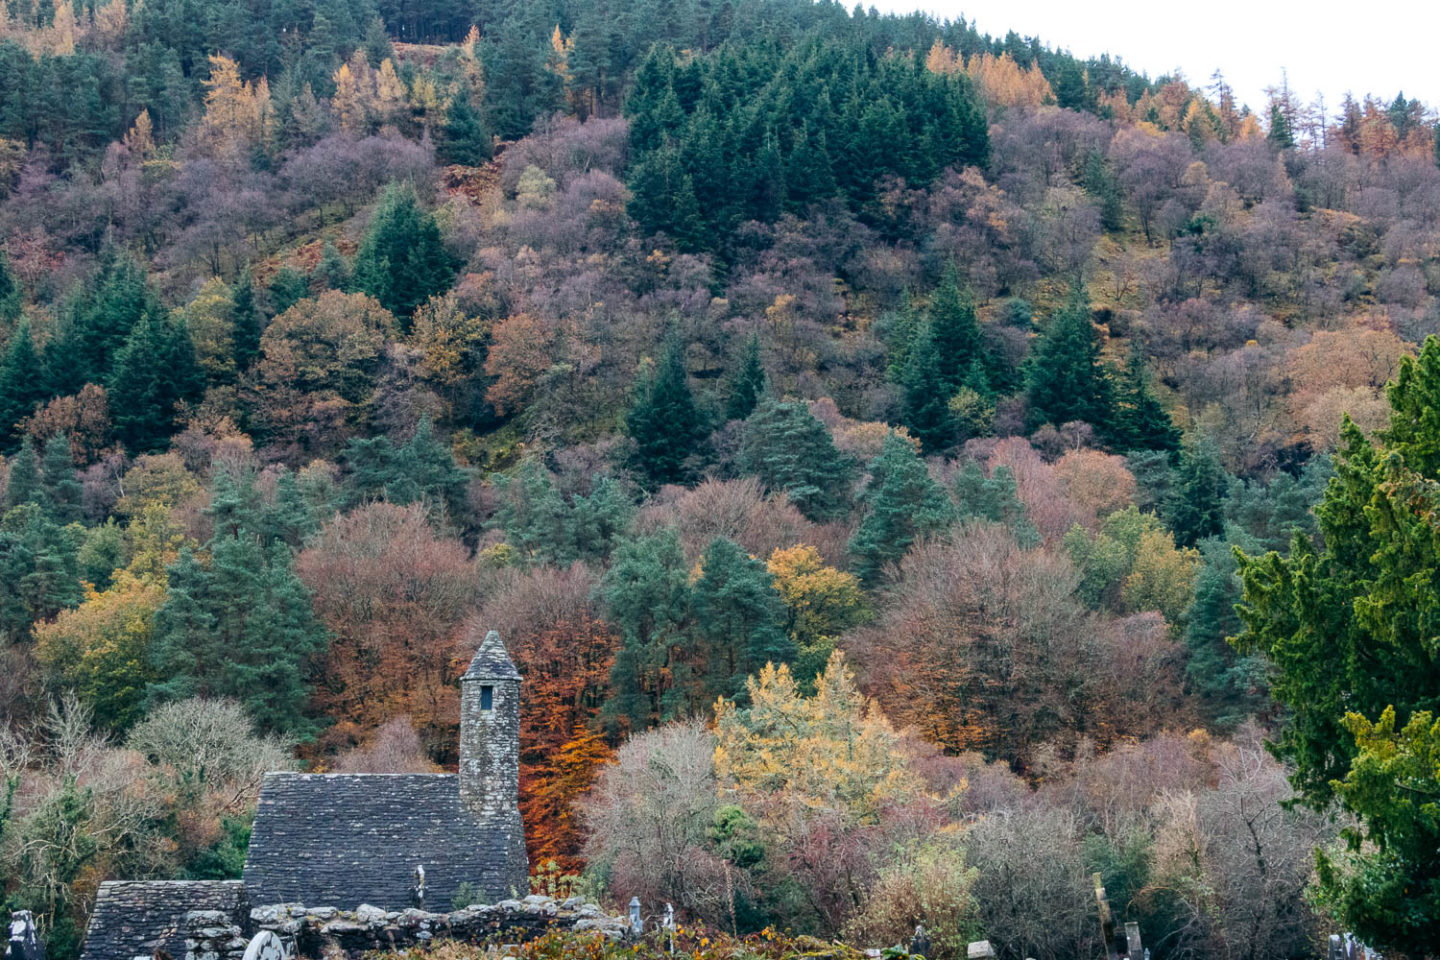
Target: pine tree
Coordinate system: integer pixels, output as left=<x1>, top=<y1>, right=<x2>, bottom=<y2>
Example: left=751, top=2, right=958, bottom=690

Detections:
left=267, top=268, right=309, bottom=317
left=0, top=502, right=83, bottom=639
left=40, top=433, right=82, bottom=524
left=231, top=270, right=262, bottom=372
left=439, top=94, right=492, bottom=166
left=0, top=321, right=48, bottom=448
left=4, top=436, right=41, bottom=508
left=343, top=416, right=469, bottom=520
left=353, top=182, right=457, bottom=322
left=1233, top=337, right=1440, bottom=953
left=0, top=249, right=20, bottom=325
left=1267, top=101, right=1295, bottom=149
left=848, top=433, right=956, bottom=584
left=1166, top=439, right=1227, bottom=547
left=1185, top=536, right=1268, bottom=727
left=311, top=242, right=351, bottom=293
left=150, top=531, right=328, bottom=736
left=625, top=342, right=708, bottom=488
left=48, top=256, right=154, bottom=395
left=600, top=529, right=692, bottom=730
left=692, top=536, right=794, bottom=702
left=1112, top=348, right=1181, bottom=454
left=107, top=310, right=205, bottom=453
left=927, top=265, right=981, bottom=391
left=900, top=325, right=957, bottom=453
left=725, top=334, right=766, bottom=422
left=1026, top=285, right=1113, bottom=434
left=951, top=461, right=1039, bottom=546
left=739, top=398, right=853, bottom=522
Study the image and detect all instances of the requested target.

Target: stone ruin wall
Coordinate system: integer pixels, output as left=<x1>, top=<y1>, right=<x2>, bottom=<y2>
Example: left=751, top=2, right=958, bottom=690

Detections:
left=184, top=894, right=630, bottom=960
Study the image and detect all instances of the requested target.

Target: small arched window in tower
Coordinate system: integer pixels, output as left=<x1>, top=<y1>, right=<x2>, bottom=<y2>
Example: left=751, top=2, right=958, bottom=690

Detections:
left=480, top=685, right=494, bottom=711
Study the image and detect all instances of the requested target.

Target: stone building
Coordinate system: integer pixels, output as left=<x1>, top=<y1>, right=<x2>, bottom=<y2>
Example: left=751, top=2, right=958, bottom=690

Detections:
left=79, top=631, right=529, bottom=959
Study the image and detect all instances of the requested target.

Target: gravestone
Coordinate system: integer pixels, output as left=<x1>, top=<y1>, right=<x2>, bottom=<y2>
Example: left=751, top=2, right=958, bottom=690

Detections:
left=6, top=910, right=43, bottom=960
left=241, top=930, right=288, bottom=960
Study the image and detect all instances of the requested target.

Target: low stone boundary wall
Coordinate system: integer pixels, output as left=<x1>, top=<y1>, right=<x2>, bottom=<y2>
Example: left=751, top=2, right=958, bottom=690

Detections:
left=185, top=895, right=630, bottom=960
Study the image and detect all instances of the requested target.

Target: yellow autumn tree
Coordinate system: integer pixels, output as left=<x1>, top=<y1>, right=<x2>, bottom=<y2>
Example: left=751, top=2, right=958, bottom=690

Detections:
left=34, top=571, right=166, bottom=730
left=123, top=109, right=156, bottom=160
left=179, top=278, right=236, bottom=381
left=375, top=58, right=407, bottom=124
left=964, top=52, right=1052, bottom=108
left=766, top=545, right=867, bottom=681
left=458, top=25, right=485, bottom=101
left=201, top=54, right=270, bottom=150
left=1120, top=528, right=1200, bottom=624
left=331, top=60, right=369, bottom=133
left=714, top=652, right=917, bottom=824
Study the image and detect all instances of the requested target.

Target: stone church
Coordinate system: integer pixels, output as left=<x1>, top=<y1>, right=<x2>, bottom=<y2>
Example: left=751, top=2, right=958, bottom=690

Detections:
left=79, top=631, right=529, bottom=960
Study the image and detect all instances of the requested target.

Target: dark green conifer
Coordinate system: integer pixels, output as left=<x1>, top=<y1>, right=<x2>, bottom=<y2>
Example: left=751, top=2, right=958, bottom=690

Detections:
left=625, top=342, right=708, bottom=487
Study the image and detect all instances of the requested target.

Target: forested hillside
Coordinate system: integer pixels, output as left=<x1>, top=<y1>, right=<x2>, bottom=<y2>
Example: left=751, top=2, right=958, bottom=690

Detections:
left=0, top=0, right=1438, bottom=956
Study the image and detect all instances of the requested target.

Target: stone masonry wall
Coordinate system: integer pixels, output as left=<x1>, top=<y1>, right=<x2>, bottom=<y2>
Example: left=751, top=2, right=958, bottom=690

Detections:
left=185, top=895, right=630, bottom=960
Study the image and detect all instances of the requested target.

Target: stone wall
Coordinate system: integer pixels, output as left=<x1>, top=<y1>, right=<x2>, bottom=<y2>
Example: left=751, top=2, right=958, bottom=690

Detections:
left=184, top=895, right=630, bottom=960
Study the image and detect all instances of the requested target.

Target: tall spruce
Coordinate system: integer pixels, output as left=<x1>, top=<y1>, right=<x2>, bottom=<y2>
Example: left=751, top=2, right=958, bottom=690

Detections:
left=107, top=310, right=205, bottom=453
left=738, top=398, right=852, bottom=522
left=1166, top=439, right=1227, bottom=547
left=1233, top=337, right=1440, bottom=953
left=625, top=342, right=708, bottom=487
left=1112, top=348, right=1182, bottom=454
left=0, top=322, right=47, bottom=449
left=848, top=432, right=956, bottom=584
left=40, top=434, right=82, bottom=525
left=725, top=334, right=767, bottom=422
left=353, top=182, right=456, bottom=322
left=692, top=536, right=794, bottom=701
left=1026, top=285, right=1113, bottom=434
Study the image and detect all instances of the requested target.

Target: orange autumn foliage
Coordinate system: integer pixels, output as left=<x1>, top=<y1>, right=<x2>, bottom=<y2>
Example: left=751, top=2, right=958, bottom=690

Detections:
left=508, top=614, right=618, bottom=871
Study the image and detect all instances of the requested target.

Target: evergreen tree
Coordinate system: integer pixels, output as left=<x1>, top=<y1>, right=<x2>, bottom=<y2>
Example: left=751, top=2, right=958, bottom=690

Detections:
left=438, top=94, right=492, bottom=166
left=738, top=398, right=853, bottom=522
left=725, top=334, right=766, bottom=422
left=491, top=457, right=632, bottom=566
left=353, top=182, right=457, bottom=322
left=48, top=256, right=155, bottom=395
left=1026, top=285, right=1113, bottom=434
left=848, top=432, right=956, bottom=584
left=951, top=461, right=1039, bottom=547
left=1166, top=439, right=1227, bottom=547
left=311, top=241, right=351, bottom=293
left=150, top=530, right=328, bottom=736
left=267, top=268, right=309, bottom=317
left=0, top=321, right=48, bottom=448
left=900, top=325, right=957, bottom=453
left=692, top=536, right=794, bottom=701
left=0, top=502, right=83, bottom=639
left=927, top=265, right=981, bottom=391
left=1112, top=348, right=1181, bottom=454
left=4, top=436, right=40, bottom=508
left=1185, top=536, right=1269, bottom=727
left=1233, top=338, right=1440, bottom=953
left=40, top=434, right=82, bottom=525
left=106, top=310, right=204, bottom=453
left=601, top=529, right=692, bottom=730
left=625, top=342, right=708, bottom=488
left=1267, top=101, right=1295, bottom=149
left=0, top=249, right=20, bottom=324
left=342, top=416, right=469, bottom=520
left=231, top=270, right=262, bottom=372
left=1081, top=148, right=1124, bottom=232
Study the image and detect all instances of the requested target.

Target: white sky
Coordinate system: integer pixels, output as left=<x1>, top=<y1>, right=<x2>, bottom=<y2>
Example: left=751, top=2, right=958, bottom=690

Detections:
left=866, top=0, right=1440, bottom=116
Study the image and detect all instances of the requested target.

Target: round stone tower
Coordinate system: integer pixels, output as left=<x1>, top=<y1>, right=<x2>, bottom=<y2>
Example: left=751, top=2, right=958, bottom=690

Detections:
left=459, top=630, right=528, bottom=896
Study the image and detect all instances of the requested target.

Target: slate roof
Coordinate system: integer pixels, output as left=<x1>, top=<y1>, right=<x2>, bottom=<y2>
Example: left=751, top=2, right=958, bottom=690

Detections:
left=463, top=630, right=521, bottom=681
left=243, top=773, right=515, bottom=909
left=80, top=880, right=247, bottom=960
